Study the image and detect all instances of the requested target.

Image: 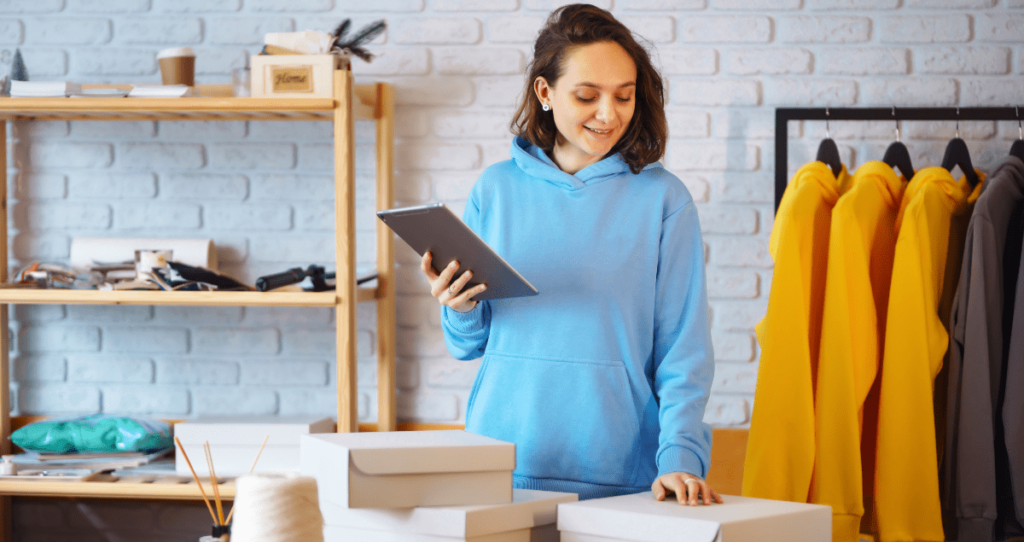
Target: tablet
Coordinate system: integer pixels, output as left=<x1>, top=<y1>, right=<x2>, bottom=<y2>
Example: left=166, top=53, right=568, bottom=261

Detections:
left=376, top=203, right=538, bottom=301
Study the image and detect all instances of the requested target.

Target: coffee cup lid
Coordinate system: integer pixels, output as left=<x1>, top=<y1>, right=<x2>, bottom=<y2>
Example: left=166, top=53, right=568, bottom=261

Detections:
left=157, top=47, right=195, bottom=59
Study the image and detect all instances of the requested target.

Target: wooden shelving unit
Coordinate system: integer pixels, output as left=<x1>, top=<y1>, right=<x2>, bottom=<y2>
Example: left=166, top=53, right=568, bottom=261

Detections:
left=0, top=72, right=397, bottom=514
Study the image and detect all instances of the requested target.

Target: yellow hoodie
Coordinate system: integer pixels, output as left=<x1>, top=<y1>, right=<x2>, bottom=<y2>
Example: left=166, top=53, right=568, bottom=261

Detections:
left=811, top=162, right=905, bottom=542
left=743, top=161, right=850, bottom=502
left=875, top=167, right=984, bottom=542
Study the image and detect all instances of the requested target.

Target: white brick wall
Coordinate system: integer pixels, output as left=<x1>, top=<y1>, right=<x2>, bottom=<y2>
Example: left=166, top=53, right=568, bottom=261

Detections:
left=4, top=1, right=1023, bottom=538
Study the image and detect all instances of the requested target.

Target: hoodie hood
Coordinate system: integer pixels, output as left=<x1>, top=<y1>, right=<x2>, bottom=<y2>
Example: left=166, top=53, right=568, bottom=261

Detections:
left=510, top=135, right=661, bottom=190
left=894, top=166, right=986, bottom=237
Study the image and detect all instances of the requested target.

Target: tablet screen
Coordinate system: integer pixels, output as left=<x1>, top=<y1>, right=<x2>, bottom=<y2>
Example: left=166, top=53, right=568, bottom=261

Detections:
left=377, top=204, right=538, bottom=301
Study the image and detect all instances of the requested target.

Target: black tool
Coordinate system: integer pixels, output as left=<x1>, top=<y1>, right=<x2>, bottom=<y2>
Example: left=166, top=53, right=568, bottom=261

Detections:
left=256, top=265, right=333, bottom=292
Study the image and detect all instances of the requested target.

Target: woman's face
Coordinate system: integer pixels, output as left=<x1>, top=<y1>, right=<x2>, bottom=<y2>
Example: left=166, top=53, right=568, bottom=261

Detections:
left=534, top=41, right=637, bottom=172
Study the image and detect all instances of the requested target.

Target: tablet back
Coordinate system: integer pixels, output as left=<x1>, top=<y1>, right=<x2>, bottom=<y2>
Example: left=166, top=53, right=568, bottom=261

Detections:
left=377, top=204, right=538, bottom=301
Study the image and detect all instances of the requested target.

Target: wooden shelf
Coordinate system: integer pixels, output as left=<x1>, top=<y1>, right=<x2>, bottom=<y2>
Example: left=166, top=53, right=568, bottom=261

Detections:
left=0, top=83, right=381, bottom=122
left=0, top=287, right=380, bottom=306
left=0, top=97, right=332, bottom=122
left=0, top=478, right=235, bottom=501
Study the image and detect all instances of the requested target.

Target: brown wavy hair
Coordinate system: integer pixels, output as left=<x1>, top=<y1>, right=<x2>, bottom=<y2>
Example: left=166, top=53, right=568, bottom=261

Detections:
left=510, top=4, right=667, bottom=175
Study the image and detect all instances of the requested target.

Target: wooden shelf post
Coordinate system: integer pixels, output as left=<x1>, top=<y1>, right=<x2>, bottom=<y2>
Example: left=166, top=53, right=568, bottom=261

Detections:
left=0, top=118, right=11, bottom=542
left=334, top=70, right=359, bottom=433
left=375, top=83, right=397, bottom=432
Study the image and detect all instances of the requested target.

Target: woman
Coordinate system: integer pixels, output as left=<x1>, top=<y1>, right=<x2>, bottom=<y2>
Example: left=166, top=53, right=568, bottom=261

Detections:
left=420, top=4, right=721, bottom=506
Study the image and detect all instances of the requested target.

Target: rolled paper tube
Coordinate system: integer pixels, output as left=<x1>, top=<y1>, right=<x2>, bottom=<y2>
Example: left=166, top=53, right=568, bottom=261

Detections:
left=70, top=237, right=217, bottom=272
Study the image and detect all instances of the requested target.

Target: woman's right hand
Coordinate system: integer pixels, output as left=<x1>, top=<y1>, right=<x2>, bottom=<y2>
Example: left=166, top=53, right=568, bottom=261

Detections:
left=421, top=251, right=487, bottom=313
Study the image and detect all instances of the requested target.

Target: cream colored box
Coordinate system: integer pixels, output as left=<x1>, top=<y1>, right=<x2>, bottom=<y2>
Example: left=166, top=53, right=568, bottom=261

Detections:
left=300, top=430, right=515, bottom=509
left=557, top=493, right=831, bottom=542
left=250, top=54, right=341, bottom=98
left=174, top=416, right=333, bottom=477
left=321, top=489, right=575, bottom=541
left=324, top=524, right=558, bottom=542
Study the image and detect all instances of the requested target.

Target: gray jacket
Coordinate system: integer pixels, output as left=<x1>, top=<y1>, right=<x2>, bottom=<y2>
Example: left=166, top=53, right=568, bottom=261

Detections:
left=945, top=155, right=1024, bottom=541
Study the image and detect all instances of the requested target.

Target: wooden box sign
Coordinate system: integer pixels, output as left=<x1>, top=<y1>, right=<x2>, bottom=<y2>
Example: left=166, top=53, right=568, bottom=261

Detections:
left=271, top=66, right=313, bottom=92
left=251, top=54, right=341, bottom=98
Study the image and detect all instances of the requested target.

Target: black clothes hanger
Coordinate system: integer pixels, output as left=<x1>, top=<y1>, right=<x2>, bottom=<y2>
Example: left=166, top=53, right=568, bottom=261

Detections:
left=941, top=108, right=981, bottom=189
left=883, top=107, right=915, bottom=180
left=817, top=139, right=842, bottom=178
left=816, top=108, right=842, bottom=178
left=1011, top=106, right=1024, bottom=162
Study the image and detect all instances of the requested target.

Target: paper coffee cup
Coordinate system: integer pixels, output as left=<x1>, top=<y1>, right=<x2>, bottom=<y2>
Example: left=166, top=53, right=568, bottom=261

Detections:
left=157, top=47, right=196, bottom=86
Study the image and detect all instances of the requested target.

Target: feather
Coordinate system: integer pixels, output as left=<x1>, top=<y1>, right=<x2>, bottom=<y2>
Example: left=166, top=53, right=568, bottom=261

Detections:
left=339, top=20, right=386, bottom=49
left=332, top=19, right=351, bottom=41
left=10, top=49, right=27, bottom=82
left=348, top=47, right=374, bottom=62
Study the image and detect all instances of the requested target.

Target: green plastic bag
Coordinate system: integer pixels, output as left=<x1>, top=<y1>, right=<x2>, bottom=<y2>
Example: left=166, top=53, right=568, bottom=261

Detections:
left=11, top=414, right=172, bottom=454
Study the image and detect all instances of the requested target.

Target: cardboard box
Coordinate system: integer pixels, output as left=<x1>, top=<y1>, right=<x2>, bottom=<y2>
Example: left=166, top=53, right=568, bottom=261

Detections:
left=175, top=416, right=333, bottom=477
left=557, top=493, right=830, bottom=542
left=251, top=54, right=341, bottom=98
left=300, top=430, right=515, bottom=509
left=320, top=488, right=576, bottom=541
left=324, top=524, right=558, bottom=542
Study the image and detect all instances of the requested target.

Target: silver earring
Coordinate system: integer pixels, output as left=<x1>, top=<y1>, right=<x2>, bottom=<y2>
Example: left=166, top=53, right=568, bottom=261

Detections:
left=542, top=103, right=550, bottom=112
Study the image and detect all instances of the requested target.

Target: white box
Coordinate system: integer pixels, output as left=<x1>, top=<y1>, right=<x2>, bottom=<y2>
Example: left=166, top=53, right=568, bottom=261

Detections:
left=557, top=493, right=831, bottom=542
left=324, top=524, right=558, bottom=542
left=321, top=488, right=576, bottom=542
left=300, top=430, right=515, bottom=509
left=250, top=54, right=340, bottom=98
left=175, top=416, right=333, bottom=477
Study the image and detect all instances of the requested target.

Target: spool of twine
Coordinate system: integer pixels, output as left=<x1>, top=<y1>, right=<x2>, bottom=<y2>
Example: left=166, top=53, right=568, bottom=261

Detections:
left=230, top=472, right=324, bottom=542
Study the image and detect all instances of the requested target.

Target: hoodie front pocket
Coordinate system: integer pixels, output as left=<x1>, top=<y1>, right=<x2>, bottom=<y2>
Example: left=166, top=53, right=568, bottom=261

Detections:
left=465, top=352, right=641, bottom=487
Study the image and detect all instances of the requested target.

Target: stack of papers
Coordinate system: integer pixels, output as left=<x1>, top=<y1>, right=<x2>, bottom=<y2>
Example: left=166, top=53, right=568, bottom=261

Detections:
left=70, top=88, right=129, bottom=98
left=128, top=84, right=193, bottom=98
left=0, top=448, right=173, bottom=479
left=10, top=81, right=82, bottom=97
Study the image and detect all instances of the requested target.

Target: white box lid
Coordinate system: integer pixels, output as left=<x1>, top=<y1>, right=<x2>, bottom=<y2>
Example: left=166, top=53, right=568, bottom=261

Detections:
left=303, top=430, right=515, bottom=476
left=322, top=488, right=575, bottom=537
left=557, top=493, right=831, bottom=542
left=175, top=416, right=334, bottom=446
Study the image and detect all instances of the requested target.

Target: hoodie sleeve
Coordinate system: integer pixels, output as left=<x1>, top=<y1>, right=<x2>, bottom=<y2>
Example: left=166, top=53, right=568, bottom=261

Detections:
left=440, top=197, right=492, bottom=361
left=653, top=201, right=715, bottom=479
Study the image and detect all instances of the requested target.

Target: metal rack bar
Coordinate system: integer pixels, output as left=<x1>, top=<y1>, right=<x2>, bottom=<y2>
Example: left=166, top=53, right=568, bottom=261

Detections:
left=775, top=107, right=1024, bottom=212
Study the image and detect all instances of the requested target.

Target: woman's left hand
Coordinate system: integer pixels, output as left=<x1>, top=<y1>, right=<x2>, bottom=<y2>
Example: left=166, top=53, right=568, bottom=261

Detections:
left=652, top=472, right=723, bottom=506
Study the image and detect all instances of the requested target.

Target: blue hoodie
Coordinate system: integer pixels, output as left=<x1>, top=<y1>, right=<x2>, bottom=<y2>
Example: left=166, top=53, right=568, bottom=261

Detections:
left=442, top=136, right=714, bottom=500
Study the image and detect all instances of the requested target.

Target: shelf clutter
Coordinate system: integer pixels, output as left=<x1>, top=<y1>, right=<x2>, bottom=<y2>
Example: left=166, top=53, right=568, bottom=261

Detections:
left=0, top=75, right=398, bottom=541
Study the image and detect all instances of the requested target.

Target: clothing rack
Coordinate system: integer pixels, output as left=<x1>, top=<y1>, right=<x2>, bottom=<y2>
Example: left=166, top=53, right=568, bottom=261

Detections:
left=774, top=107, right=1024, bottom=212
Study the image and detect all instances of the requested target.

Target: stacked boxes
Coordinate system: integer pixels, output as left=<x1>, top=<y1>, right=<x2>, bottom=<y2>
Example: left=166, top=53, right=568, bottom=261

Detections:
left=298, top=430, right=833, bottom=540
left=300, top=430, right=575, bottom=540
left=174, top=416, right=333, bottom=477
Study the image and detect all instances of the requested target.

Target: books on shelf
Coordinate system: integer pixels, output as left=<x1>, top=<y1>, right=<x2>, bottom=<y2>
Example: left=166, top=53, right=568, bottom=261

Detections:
left=127, top=84, right=193, bottom=98
left=10, top=81, right=82, bottom=97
